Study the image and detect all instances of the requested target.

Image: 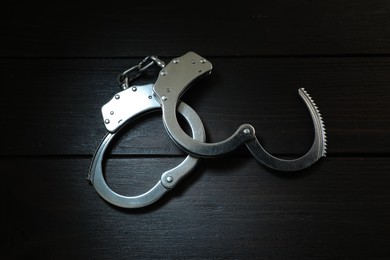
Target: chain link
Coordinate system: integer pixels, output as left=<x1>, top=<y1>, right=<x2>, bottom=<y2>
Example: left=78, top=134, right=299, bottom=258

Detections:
left=117, top=56, right=165, bottom=90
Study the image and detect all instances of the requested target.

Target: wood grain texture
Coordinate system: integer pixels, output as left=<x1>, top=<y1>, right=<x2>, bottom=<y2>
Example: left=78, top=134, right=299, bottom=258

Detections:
left=1, top=1, right=390, bottom=57
left=1, top=57, right=389, bottom=156
left=3, top=158, right=390, bottom=259
left=1, top=1, right=390, bottom=259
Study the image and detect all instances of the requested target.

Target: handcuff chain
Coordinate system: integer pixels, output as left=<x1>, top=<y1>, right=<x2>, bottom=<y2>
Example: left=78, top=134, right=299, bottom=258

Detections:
left=118, top=56, right=165, bottom=90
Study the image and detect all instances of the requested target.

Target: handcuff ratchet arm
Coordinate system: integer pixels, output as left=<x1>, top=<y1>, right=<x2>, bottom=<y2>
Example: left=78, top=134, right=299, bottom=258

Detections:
left=153, top=52, right=327, bottom=171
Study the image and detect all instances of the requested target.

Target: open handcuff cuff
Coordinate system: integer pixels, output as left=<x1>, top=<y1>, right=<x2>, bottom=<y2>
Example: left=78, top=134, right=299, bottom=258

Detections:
left=88, top=52, right=327, bottom=208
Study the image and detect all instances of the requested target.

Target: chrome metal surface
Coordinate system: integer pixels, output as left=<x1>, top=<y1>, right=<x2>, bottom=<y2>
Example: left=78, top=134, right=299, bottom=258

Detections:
left=153, top=52, right=327, bottom=171
left=153, top=51, right=254, bottom=156
left=89, top=84, right=206, bottom=208
left=245, top=88, right=327, bottom=171
left=153, top=51, right=213, bottom=105
left=90, top=51, right=328, bottom=209
left=118, top=56, right=165, bottom=90
left=102, top=83, right=159, bottom=133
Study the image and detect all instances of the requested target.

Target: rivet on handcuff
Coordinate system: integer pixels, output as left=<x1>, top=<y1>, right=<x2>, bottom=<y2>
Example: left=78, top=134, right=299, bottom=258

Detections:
left=88, top=51, right=327, bottom=208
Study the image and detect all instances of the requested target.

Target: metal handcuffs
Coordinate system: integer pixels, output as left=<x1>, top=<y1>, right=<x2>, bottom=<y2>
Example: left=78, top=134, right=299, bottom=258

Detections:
left=88, top=83, right=206, bottom=208
left=89, top=51, right=327, bottom=208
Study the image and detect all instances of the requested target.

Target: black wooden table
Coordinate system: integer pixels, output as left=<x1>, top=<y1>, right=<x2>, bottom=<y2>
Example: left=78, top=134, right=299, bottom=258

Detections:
left=2, top=2, right=390, bottom=259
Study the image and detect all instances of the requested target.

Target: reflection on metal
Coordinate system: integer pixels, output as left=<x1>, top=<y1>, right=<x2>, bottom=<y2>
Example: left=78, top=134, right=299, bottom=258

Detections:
left=89, top=52, right=327, bottom=208
left=89, top=84, right=205, bottom=208
left=154, top=52, right=327, bottom=171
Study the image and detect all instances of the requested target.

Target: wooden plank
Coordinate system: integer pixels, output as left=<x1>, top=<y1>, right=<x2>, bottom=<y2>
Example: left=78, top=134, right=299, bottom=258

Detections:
left=1, top=57, right=389, bottom=155
left=2, top=157, right=390, bottom=258
left=2, top=1, right=390, bottom=57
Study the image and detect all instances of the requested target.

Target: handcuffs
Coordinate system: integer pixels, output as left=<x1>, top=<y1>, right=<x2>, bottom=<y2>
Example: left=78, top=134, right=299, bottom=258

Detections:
left=88, top=51, right=327, bottom=208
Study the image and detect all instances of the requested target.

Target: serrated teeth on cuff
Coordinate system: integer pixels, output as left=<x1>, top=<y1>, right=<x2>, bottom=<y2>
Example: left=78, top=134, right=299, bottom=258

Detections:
left=299, top=88, right=327, bottom=157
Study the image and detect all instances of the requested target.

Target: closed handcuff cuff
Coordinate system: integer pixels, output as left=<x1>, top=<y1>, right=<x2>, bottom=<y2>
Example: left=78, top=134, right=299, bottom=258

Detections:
left=88, top=52, right=327, bottom=208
